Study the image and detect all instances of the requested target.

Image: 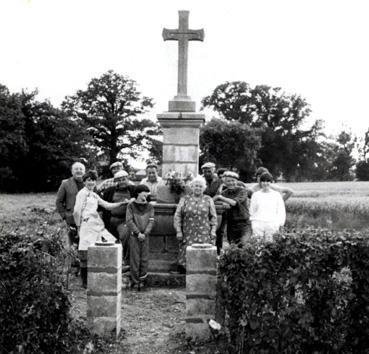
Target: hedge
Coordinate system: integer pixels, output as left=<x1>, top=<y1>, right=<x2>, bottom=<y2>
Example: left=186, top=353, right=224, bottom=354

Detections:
left=0, top=232, right=78, bottom=353
left=219, top=229, right=369, bottom=353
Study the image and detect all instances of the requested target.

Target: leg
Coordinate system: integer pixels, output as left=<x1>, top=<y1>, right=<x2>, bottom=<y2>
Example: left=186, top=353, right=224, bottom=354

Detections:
left=129, top=236, right=140, bottom=286
left=78, top=250, right=88, bottom=289
left=117, top=222, right=130, bottom=264
left=240, top=223, right=252, bottom=246
left=216, top=212, right=227, bottom=255
left=140, top=236, right=149, bottom=278
left=251, top=221, right=265, bottom=240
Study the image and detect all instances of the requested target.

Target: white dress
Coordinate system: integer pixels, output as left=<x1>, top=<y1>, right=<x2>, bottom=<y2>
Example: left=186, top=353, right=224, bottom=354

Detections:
left=73, top=187, right=116, bottom=251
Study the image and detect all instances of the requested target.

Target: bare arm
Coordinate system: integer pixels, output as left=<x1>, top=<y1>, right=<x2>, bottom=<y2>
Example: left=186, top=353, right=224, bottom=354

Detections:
left=97, top=194, right=125, bottom=210
left=270, top=184, right=293, bottom=201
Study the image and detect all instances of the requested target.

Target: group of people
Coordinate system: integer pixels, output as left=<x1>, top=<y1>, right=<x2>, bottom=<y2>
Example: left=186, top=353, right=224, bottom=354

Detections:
left=56, top=160, right=293, bottom=286
left=172, top=163, right=292, bottom=273
left=56, top=161, right=159, bottom=289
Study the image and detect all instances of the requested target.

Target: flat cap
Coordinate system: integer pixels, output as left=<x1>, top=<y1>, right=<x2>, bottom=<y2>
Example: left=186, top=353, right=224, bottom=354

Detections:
left=223, top=171, right=239, bottom=180
left=114, top=170, right=128, bottom=179
left=110, top=161, right=123, bottom=170
left=201, top=162, right=216, bottom=169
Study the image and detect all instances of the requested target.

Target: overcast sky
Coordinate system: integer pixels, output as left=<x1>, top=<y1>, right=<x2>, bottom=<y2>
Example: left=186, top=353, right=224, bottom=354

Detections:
left=1, top=0, right=368, bottom=139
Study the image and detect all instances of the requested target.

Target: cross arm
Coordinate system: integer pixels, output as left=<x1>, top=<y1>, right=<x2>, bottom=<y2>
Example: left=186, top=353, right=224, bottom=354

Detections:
left=162, top=28, right=205, bottom=41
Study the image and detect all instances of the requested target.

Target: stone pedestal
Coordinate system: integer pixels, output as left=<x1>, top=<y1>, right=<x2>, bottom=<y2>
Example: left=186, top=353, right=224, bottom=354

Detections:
left=87, top=244, right=122, bottom=338
left=185, top=243, right=217, bottom=340
left=157, top=112, right=205, bottom=177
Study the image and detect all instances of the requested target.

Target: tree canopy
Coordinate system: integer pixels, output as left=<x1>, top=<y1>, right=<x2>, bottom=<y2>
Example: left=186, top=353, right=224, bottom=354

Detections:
left=62, top=70, right=158, bottom=165
left=0, top=85, right=93, bottom=192
left=202, top=81, right=326, bottom=181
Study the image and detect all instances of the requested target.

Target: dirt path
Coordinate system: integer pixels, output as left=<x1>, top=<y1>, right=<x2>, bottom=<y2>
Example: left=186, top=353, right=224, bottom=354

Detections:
left=70, top=277, right=192, bottom=354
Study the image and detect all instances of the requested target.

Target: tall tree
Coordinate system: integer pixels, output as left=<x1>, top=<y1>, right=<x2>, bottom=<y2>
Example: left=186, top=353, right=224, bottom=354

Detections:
left=202, top=81, right=324, bottom=180
left=62, top=70, right=157, bottom=165
left=328, top=130, right=356, bottom=181
left=200, top=118, right=262, bottom=180
left=0, top=85, right=93, bottom=192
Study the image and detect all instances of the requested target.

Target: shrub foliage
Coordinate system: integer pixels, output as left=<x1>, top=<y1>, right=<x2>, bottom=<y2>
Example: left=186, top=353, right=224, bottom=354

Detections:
left=219, top=230, right=369, bottom=353
left=0, top=232, right=74, bottom=353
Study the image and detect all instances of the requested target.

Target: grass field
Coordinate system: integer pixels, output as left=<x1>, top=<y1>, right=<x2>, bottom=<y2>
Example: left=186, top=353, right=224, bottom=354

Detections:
left=1, top=181, right=369, bottom=231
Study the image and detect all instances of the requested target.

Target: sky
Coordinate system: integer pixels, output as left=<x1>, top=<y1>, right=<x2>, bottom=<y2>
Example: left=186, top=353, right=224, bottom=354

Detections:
left=0, top=0, right=368, bottom=140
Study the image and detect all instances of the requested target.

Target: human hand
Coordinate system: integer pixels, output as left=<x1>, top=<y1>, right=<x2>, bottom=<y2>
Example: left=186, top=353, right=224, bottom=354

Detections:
left=176, top=232, right=183, bottom=241
left=138, top=233, right=145, bottom=242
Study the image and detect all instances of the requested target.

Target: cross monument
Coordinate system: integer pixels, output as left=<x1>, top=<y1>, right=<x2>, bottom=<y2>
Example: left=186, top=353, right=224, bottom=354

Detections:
left=162, top=10, right=204, bottom=112
left=157, top=10, right=205, bottom=179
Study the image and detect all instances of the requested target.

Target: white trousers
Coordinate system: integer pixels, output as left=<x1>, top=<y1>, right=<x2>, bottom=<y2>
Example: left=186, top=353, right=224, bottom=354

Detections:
left=251, top=220, right=280, bottom=242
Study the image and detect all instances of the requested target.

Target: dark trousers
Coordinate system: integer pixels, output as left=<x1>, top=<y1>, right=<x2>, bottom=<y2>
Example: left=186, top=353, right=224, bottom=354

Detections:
left=110, top=217, right=130, bottom=264
left=227, top=222, right=252, bottom=245
left=129, top=236, right=149, bottom=285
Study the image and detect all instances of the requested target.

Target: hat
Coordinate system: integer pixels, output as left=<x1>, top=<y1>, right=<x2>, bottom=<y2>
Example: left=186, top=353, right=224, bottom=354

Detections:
left=110, top=161, right=123, bottom=170
left=223, top=171, right=239, bottom=180
left=255, top=167, right=269, bottom=177
left=201, top=162, right=216, bottom=169
left=114, top=170, right=128, bottom=179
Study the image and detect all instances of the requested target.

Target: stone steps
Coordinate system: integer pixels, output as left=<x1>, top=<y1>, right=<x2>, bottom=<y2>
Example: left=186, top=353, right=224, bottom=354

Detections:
left=122, top=271, right=185, bottom=288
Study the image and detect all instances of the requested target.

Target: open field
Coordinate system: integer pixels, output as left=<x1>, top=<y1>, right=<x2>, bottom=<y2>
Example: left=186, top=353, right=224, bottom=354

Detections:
left=1, top=181, right=369, bottom=231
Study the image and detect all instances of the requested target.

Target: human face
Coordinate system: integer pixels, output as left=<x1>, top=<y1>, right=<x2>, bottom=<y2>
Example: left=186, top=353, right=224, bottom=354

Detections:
left=84, top=177, right=96, bottom=191
left=224, top=177, right=237, bottom=190
left=115, top=176, right=129, bottom=188
left=260, top=180, right=271, bottom=192
left=111, top=166, right=122, bottom=176
left=136, top=191, right=150, bottom=203
left=192, top=181, right=205, bottom=197
left=202, top=168, right=214, bottom=180
left=146, top=167, right=158, bottom=182
left=72, top=163, right=85, bottom=180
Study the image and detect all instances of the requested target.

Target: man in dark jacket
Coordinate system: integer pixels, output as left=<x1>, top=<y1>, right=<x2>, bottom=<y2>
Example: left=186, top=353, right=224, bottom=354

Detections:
left=56, top=162, right=85, bottom=247
left=103, top=170, right=136, bottom=267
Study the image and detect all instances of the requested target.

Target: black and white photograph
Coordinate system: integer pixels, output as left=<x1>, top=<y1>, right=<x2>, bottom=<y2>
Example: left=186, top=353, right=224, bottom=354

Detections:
left=1, top=0, right=369, bottom=353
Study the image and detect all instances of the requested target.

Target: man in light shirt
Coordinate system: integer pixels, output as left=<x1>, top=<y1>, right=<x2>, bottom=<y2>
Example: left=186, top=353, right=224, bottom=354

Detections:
left=141, top=163, right=162, bottom=201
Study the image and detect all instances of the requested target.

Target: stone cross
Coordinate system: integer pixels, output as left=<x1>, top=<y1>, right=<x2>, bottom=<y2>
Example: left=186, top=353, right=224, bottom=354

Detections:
left=163, top=10, right=204, bottom=112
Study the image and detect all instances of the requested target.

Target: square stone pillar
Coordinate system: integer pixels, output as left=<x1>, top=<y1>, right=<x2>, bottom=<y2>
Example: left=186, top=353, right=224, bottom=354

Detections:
left=87, top=244, right=122, bottom=338
left=157, top=112, right=205, bottom=178
left=185, top=243, right=217, bottom=340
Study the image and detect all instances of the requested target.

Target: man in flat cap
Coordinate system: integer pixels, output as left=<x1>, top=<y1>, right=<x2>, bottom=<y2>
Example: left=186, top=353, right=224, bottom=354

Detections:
left=213, top=171, right=252, bottom=246
left=102, top=170, right=136, bottom=268
left=201, top=162, right=222, bottom=198
left=96, top=161, right=125, bottom=195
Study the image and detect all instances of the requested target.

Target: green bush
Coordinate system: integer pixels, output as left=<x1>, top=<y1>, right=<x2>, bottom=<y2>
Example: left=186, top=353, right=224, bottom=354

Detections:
left=219, top=229, right=369, bottom=353
left=0, top=232, right=74, bottom=353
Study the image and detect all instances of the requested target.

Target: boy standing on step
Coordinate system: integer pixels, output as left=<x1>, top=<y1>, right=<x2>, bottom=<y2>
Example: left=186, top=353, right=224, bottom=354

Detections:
left=126, top=184, right=155, bottom=289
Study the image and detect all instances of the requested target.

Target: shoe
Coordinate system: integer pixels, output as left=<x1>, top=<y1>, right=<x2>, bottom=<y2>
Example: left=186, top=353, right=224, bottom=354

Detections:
left=139, top=273, right=148, bottom=280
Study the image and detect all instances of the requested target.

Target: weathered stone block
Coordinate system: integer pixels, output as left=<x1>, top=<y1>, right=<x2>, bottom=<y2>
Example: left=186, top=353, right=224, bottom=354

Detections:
left=186, top=274, right=217, bottom=295
left=87, top=293, right=121, bottom=318
left=88, top=272, right=122, bottom=294
left=87, top=315, right=121, bottom=337
left=185, top=316, right=211, bottom=340
left=186, top=244, right=217, bottom=273
left=162, top=162, right=198, bottom=178
left=186, top=298, right=215, bottom=316
left=162, top=127, right=200, bottom=145
left=88, top=244, right=122, bottom=270
left=162, top=145, right=198, bottom=163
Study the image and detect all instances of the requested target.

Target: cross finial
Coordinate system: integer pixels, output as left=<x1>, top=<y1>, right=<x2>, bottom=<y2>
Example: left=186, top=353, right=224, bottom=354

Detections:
left=163, top=11, right=204, bottom=112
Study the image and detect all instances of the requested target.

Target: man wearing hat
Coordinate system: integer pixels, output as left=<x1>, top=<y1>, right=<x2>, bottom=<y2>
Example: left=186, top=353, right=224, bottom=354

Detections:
left=213, top=171, right=252, bottom=246
left=102, top=170, right=136, bottom=267
left=252, top=166, right=293, bottom=201
left=96, top=161, right=125, bottom=194
left=201, top=162, right=222, bottom=198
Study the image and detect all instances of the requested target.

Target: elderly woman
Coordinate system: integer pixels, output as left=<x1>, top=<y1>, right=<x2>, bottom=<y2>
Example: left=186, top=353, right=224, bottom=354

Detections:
left=173, top=176, right=217, bottom=274
left=73, top=170, right=125, bottom=288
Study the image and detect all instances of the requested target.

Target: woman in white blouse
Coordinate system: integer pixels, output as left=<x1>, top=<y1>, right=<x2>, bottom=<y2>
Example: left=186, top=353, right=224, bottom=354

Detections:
left=73, top=170, right=125, bottom=288
left=250, top=172, right=286, bottom=242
